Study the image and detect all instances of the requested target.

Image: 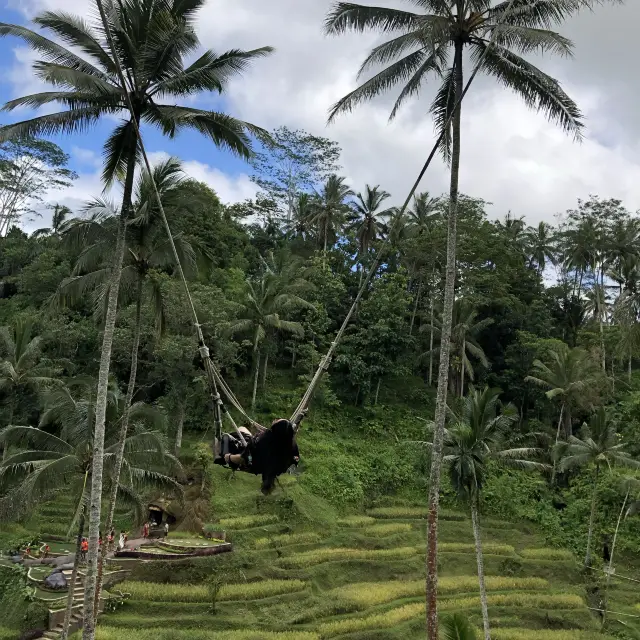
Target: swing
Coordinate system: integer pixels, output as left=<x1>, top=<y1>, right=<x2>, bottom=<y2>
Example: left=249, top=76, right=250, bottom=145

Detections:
left=94, top=0, right=520, bottom=493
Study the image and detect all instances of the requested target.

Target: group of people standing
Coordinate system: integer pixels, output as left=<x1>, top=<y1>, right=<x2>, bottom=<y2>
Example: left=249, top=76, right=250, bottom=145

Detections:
left=78, top=529, right=128, bottom=562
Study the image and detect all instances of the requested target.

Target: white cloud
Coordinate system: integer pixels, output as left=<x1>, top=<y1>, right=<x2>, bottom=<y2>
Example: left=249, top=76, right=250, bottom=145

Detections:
left=5, top=0, right=640, bottom=226
left=147, top=151, right=257, bottom=204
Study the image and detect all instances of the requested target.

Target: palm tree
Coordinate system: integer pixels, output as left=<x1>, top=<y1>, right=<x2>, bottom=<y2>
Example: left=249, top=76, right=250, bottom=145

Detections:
left=0, top=383, right=179, bottom=522
left=564, top=217, right=601, bottom=294
left=32, top=204, right=72, bottom=239
left=558, top=408, right=640, bottom=567
left=229, top=272, right=314, bottom=408
left=585, top=283, right=608, bottom=371
left=0, top=4, right=271, bottom=629
left=525, top=221, right=557, bottom=274
left=526, top=344, right=598, bottom=444
left=324, top=2, right=586, bottom=631
left=441, top=387, right=540, bottom=640
left=0, top=321, right=60, bottom=458
left=285, top=193, right=314, bottom=240
left=440, top=613, right=477, bottom=640
left=406, top=192, right=439, bottom=238
left=59, top=157, right=196, bottom=612
left=348, top=184, right=393, bottom=274
left=309, top=174, right=353, bottom=263
left=425, top=299, right=493, bottom=397
left=0, top=382, right=180, bottom=637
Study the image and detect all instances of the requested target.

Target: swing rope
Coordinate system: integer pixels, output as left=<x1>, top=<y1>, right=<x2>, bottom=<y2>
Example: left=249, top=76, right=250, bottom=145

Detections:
left=94, top=0, right=519, bottom=436
left=289, top=0, right=520, bottom=427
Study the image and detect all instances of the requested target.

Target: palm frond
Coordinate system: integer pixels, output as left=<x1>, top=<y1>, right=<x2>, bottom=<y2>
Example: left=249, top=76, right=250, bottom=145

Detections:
left=473, top=40, right=583, bottom=139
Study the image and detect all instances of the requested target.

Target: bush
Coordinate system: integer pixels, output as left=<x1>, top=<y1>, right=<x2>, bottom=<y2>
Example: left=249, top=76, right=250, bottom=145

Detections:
left=519, top=548, right=574, bottom=561
left=362, top=523, right=413, bottom=537
left=336, top=516, right=375, bottom=527
left=217, top=515, right=279, bottom=529
left=253, top=533, right=321, bottom=549
left=439, top=543, right=515, bottom=556
left=277, top=546, right=417, bottom=568
left=118, top=579, right=306, bottom=602
left=331, top=577, right=549, bottom=608
left=93, top=629, right=319, bottom=640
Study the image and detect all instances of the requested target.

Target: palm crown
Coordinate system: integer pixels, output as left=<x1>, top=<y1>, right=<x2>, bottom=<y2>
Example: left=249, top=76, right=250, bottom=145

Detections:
left=59, top=157, right=196, bottom=332
left=348, top=184, right=394, bottom=256
left=325, top=0, right=585, bottom=155
left=0, top=0, right=273, bottom=183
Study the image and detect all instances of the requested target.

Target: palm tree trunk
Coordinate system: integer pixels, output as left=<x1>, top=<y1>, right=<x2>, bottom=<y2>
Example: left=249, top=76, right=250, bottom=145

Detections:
left=252, top=352, right=261, bottom=410
left=174, top=402, right=185, bottom=457
left=262, top=352, right=268, bottom=388
left=374, top=378, right=381, bottom=406
left=551, top=402, right=565, bottom=485
left=94, top=277, right=143, bottom=616
left=2, top=399, right=14, bottom=461
left=82, top=143, right=136, bottom=640
left=471, top=499, right=491, bottom=640
left=565, top=405, right=572, bottom=439
left=428, top=296, right=434, bottom=386
left=599, top=312, right=606, bottom=372
left=323, top=221, right=328, bottom=267
left=603, top=489, right=629, bottom=628
left=585, top=464, right=600, bottom=567
left=409, top=278, right=422, bottom=336
left=629, top=350, right=632, bottom=383
left=460, top=339, right=465, bottom=397
left=426, top=39, right=463, bottom=640
left=291, top=345, right=296, bottom=368
left=60, top=504, right=85, bottom=640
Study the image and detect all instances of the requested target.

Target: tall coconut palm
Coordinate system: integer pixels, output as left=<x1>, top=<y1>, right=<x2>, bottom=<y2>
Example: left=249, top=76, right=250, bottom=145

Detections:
left=285, top=193, right=314, bottom=240
left=32, top=204, right=72, bottom=239
left=0, top=321, right=60, bottom=458
left=228, top=272, right=314, bottom=408
left=424, top=299, right=493, bottom=397
left=324, top=2, right=587, bottom=631
left=585, top=283, right=608, bottom=371
left=564, top=216, right=601, bottom=294
left=0, top=4, right=271, bottom=631
left=558, top=408, right=640, bottom=567
left=440, top=387, right=540, bottom=640
left=525, top=221, right=557, bottom=274
left=348, top=184, right=393, bottom=270
left=406, top=192, right=440, bottom=238
left=309, top=174, right=353, bottom=263
left=526, top=344, right=598, bottom=444
left=59, top=157, right=196, bottom=612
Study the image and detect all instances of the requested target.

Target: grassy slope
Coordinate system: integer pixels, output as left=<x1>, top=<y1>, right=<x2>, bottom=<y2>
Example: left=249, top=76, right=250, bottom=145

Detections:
left=93, top=463, right=638, bottom=640
left=4, top=374, right=639, bottom=639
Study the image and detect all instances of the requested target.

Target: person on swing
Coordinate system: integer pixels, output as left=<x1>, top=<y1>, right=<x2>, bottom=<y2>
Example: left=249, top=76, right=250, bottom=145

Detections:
left=215, top=417, right=301, bottom=495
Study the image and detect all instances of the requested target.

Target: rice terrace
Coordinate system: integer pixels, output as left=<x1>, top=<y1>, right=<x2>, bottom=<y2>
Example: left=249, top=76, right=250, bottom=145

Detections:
left=1, top=0, right=640, bottom=639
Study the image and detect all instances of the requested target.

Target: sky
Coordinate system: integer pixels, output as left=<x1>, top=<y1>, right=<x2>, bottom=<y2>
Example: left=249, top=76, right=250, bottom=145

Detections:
left=1, top=0, right=639, bottom=232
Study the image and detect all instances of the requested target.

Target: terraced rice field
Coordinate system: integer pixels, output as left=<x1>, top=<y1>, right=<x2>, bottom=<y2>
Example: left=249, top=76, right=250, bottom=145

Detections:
left=88, top=468, right=640, bottom=640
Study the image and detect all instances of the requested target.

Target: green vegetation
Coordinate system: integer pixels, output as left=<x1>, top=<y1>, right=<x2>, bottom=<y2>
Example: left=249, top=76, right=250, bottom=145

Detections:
left=0, top=1, right=638, bottom=640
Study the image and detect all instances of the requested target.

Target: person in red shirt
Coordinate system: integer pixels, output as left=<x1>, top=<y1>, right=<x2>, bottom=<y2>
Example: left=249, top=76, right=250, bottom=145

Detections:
left=42, top=544, right=50, bottom=559
left=81, top=537, right=88, bottom=562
